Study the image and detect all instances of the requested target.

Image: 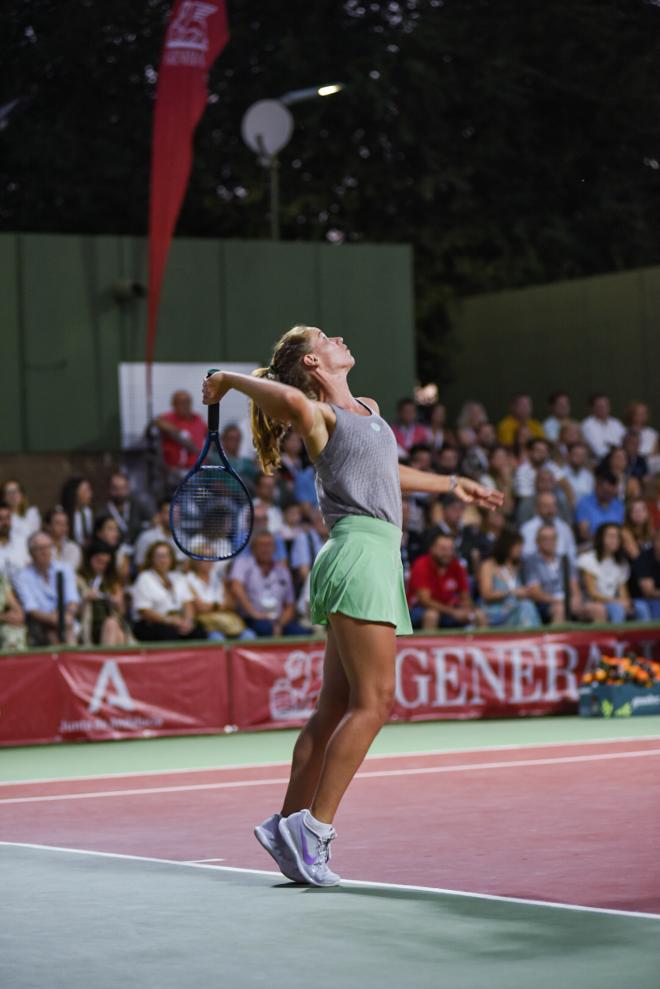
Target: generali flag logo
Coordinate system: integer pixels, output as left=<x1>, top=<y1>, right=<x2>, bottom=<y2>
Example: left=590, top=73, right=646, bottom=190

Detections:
left=166, top=1, right=217, bottom=52
left=88, top=659, right=134, bottom=714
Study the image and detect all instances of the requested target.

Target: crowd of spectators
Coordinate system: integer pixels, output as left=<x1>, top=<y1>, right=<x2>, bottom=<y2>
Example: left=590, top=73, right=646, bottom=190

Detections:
left=1, top=388, right=659, bottom=650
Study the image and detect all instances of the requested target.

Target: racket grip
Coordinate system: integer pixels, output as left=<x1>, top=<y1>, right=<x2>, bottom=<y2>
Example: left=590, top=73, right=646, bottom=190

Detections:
left=207, top=368, right=220, bottom=432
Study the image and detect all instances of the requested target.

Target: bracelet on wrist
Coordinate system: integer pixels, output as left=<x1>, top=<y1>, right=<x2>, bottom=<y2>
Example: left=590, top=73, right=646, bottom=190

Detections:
left=449, top=474, right=458, bottom=492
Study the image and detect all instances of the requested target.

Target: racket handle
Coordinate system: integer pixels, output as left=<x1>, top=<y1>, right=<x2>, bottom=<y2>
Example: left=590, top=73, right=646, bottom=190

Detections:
left=206, top=368, right=220, bottom=432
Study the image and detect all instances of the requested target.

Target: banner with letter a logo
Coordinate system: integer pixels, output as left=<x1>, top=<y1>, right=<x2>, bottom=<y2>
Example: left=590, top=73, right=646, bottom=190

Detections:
left=55, top=649, right=230, bottom=740
left=146, top=0, right=229, bottom=401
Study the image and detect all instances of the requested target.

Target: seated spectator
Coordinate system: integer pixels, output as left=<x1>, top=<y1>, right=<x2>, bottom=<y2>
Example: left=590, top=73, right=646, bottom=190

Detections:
left=478, top=530, right=541, bottom=628
left=92, top=515, right=132, bottom=582
left=520, top=491, right=576, bottom=560
left=278, top=430, right=305, bottom=500
left=447, top=497, right=495, bottom=578
left=0, top=500, right=29, bottom=581
left=435, top=444, right=460, bottom=476
left=102, top=471, right=153, bottom=545
left=497, top=394, right=545, bottom=448
left=632, top=529, right=660, bottom=620
left=556, top=421, right=584, bottom=459
left=292, top=462, right=318, bottom=519
left=562, top=442, right=594, bottom=507
left=456, top=400, right=488, bottom=436
left=392, top=397, right=431, bottom=458
left=511, top=423, right=534, bottom=465
left=514, top=437, right=567, bottom=499
left=463, top=421, right=495, bottom=478
left=621, top=430, right=649, bottom=482
left=621, top=498, right=655, bottom=562
left=517, top=469, right=572, bottom=528
left=575, top=467, right=624, bottom=543
left=480, top=446, right=515, bottom=517
left=252, top=472, right=284, bottom=534
left=647, top=475, right=660, bottom=532
left=601, top=446, right=641, bottom=501
left=60, top=476, right=94, bottom=547
left=290, top=510, right=328, bottom=590
left=0, top=570, right=26, bottom=650
left=77, top=541, right=131, bottom=646
left=1, top=480, right=41, bottom=543
left=624, top=401, right=658, bottom=458
left=44, top=506, right=81, bottom=573
left=577, top=523, right=650, bottom=623
left=543, top=391, right=574, bottom=443
left=220, top=424, right=258, bottom=488
left=185, top=558, right=254, bottom=640
left=523, top=525, right=599, bottom=625
left=427, top=403, right=451, bottom=453
left=134, top=499, right=186, bottom=568
left=132, top=541, right=206, bottom=641
left=581, top=394, right=625, bottom=460
left=407, top=533, right=487, bottom=630
left=155, top=390, right=207, bottom=485
left=14, top=532, right=80, bottom=646
left=229, top=531, right=308, bottom=637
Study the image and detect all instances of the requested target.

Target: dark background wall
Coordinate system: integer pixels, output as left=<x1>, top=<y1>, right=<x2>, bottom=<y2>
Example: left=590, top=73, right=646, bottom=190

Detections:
left=0, top=234, right=416, bottom=454
left=444, top=266, right=660, bottom=422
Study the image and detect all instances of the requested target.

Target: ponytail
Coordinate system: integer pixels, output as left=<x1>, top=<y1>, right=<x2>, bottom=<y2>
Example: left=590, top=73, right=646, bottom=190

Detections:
left=249, top=325, right=318, bottom=474
left=250, top=367, right=289, bottom=474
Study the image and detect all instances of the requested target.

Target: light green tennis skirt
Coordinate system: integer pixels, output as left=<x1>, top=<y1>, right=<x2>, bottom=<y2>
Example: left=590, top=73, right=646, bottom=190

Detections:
left=310, top=515, right=413, bottom=635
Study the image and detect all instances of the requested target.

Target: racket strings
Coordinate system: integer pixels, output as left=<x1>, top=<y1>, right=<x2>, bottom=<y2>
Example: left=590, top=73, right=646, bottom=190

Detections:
left=170, top=465, right=253, bottom=560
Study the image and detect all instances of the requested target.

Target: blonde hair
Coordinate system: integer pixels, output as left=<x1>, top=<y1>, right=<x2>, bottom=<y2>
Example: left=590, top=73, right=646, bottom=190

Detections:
left=250, top=325, right=319, bottom=473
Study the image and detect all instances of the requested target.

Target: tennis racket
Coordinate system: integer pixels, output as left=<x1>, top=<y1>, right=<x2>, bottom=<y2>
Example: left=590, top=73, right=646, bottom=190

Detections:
left=169, top=369, right=254, bottom=561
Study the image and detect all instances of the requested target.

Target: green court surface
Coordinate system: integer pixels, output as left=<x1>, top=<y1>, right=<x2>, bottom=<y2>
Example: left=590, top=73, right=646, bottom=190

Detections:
left=2, top=845, right=658, bottom=989
left=2, top=717, right=660, bottom=988
left=3, top=714, right=660, bottom=782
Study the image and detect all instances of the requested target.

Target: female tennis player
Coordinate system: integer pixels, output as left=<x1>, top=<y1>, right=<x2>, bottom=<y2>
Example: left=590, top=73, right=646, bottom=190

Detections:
left=202, top=326, right=503, bottom=886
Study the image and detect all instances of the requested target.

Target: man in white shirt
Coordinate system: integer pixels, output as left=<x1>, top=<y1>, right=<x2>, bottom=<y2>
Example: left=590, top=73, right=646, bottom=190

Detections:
left=562, top=442, right=595, bottom=506
left=44, top=507, right=82, bottom=573
left=514, top=438, right=565, bottom=498
left=521, top=492, right=577, bottom=561
left=134, top=500, right=186, bottom=567
left=581, top=394, right=625, bottom=460
left=252, top=473, right=284, bottom=534
left=0, top=501, right=29, bottom=580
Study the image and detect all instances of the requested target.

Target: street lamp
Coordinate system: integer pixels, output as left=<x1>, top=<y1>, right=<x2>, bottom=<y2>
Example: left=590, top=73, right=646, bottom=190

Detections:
left=240, top=83, right=345, bottom=240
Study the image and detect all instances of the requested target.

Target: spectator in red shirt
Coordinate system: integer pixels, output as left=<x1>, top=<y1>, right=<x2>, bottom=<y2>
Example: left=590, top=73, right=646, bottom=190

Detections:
left=155, top=390, right=207, bottom=480
left=407, top=532, right=488, bottom=630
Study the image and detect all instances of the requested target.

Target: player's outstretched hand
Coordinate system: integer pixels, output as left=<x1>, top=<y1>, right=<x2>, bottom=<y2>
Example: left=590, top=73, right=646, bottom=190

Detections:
left=202, top=370, right=230, bottom=405
left=454, top=477, right=505, bottom=511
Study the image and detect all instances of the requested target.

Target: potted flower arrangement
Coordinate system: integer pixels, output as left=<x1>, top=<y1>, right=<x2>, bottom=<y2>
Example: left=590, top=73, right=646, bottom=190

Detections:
left=579, top=655, right=660, bottom=718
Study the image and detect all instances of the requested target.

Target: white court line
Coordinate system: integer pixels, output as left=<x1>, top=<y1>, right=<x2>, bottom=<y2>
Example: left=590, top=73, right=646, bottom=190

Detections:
left=2, top=732, right=659, bottom=788
left=1, top=747, right=659, bottom=806
left=1, top=840, right=658, bottom=922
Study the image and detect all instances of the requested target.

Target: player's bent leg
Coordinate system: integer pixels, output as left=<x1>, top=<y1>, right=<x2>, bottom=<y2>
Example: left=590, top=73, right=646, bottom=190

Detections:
left=309, top=613, right=396, bottom=824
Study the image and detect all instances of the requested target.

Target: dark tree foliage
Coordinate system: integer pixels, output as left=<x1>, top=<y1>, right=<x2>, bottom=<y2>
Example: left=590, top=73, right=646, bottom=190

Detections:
left=3, top=0, right=660, bottom=380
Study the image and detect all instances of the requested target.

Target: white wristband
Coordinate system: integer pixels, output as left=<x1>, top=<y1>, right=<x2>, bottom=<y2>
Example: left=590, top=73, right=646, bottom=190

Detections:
left=449, top=474, right=458, bottom=492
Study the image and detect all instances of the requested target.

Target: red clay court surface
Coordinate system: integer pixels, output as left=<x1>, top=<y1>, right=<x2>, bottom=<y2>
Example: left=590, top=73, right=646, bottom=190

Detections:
left=1, top=737, right=659, bottom=915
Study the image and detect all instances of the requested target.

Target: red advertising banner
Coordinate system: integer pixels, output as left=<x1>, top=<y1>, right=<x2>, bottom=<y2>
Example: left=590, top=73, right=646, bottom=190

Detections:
left=230, top=627, right=660, bottom=730
left=0, top=654, right=61, bottom=745
left=0, top=647, right=229, bottom=746
left=2, top=628, right=659, bottom=746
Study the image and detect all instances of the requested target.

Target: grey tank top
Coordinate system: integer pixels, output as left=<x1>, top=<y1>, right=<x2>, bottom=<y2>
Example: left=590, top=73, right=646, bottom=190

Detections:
left=313, top=400, right=402, bottom=530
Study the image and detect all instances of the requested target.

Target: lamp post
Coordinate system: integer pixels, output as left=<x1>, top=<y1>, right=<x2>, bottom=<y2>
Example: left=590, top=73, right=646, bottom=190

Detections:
left=240, top=83, right=345, bottom=240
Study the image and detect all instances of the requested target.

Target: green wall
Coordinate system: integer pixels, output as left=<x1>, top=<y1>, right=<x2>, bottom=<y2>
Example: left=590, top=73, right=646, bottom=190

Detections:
left=1, top=234, right=415, bottom=453
left=444, top=267, right=660, bottom=422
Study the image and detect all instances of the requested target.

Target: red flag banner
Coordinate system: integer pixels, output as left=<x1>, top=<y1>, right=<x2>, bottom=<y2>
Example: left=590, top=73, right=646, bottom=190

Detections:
left=147, top=1, right=229, bottom=401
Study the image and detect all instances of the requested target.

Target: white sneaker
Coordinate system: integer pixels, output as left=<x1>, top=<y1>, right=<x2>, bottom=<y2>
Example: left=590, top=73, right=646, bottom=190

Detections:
left=254, top=813, right=305, bottom=883
left=278, top=810, right=341, bottom=887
